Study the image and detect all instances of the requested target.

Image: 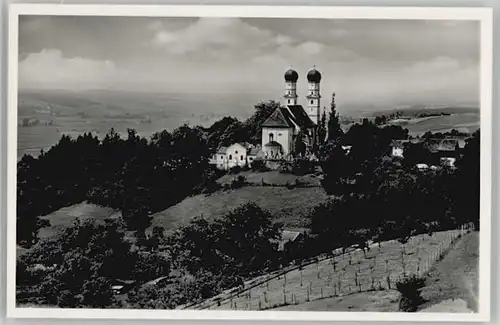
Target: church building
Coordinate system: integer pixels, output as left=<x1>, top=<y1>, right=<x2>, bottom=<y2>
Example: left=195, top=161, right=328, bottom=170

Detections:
left=261, top=66, right=323, bottom=158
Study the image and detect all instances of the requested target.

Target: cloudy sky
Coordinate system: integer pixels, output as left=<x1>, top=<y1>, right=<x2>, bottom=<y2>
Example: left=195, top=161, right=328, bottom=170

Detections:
left=18, top=16, right=480, bottom=108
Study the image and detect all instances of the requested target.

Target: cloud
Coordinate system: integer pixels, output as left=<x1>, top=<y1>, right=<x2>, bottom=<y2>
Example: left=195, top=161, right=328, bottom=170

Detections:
left=17, top=17, right=480, bottom=108
left=19, top=49, right=124, bottom=90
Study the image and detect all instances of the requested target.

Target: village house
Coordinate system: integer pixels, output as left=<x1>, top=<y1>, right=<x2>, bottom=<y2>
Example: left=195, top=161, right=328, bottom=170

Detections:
left=210, top=142, right=261, bottom=170
left=390, top=137, right=467, bottom=167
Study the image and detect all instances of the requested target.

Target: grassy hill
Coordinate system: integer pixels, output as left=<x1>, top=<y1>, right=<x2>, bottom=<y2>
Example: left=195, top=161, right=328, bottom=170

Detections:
left=151, top=185, right=328, bottom=232
left=28, top=171, right=328, bottom=246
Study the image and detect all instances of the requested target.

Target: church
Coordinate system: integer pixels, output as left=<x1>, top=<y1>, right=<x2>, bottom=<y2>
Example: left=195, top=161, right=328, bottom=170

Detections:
left=261, top=66, right=323, bottom=159
left=209, top=66, right=325, bottom=170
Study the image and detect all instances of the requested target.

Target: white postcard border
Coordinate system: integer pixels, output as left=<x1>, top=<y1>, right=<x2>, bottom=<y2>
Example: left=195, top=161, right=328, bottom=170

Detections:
left=6, top=4, right=493, bottom=322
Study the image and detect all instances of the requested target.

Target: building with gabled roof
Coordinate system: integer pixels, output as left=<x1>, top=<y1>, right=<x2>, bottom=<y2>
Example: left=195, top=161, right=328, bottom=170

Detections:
left=209, top=142, right=262, bottom=170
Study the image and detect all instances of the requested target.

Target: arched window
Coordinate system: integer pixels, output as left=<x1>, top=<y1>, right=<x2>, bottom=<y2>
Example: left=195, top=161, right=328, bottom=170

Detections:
left=288, top=99, right=290, bottom=104
left=310, top=100, right=314, bottom=104
left=240, top=155, right=244, bottom=161
left=269, top=133, right=274, bottom=142
left=229, top=154, right=232, bottom=160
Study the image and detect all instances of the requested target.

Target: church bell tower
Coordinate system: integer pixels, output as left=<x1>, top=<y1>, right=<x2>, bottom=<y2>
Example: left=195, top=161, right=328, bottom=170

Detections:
left=306, top=66, right=322, bottom=124
left=284, top=67, right=299, bottom=106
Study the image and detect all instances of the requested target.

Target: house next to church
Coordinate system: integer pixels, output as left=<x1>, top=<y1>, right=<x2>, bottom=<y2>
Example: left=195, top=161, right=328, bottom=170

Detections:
left=261, top=66, right=323, bottom=159
left=210, top=142, right=262, bottom=170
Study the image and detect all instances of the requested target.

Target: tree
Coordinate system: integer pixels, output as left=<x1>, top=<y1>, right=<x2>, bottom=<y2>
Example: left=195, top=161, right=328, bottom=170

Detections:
left=318, top=139, right=352, bottom=195
left=18, top=218, right=136, bottom=308
left=327, top=93, right=344, bottom=141
left=294, top=129, right=307, bottom=156
left=317, top=110, right=327, bottom=145
left=403, top=142, right=433, bottom=166
left=455, top=130, right=480, bottom=228
left=216, top=203, right=282, bottom=276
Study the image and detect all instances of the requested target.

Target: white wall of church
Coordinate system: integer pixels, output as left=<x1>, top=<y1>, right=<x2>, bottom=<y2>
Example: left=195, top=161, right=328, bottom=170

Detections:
left=262, top=127, right=294, bottom=156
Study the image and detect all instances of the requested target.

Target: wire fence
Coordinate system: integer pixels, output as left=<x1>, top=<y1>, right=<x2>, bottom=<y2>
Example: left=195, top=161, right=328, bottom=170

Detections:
left=190, top=223, right=474, bottom=311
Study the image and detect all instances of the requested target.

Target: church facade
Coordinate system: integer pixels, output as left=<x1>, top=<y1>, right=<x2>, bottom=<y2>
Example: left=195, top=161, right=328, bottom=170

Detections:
left=261, top=67, right=323, bottom=159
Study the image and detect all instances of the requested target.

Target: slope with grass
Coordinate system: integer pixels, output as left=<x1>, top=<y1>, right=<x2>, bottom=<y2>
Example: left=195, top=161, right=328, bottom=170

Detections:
left=151, top=185, right=328, bottom=231
left=272, top=231, right=478, bottom=312
left=418, top=231, right=479, bottom=312
left=37, top=202, right=119, bottom=239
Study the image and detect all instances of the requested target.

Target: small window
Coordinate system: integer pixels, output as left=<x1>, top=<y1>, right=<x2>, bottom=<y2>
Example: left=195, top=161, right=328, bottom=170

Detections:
left=240, top=155, right=244, bottom=160
left=229, top=154, right=232, bottom=160
left=235, top=150, right=238, bottom=154
left=269, top=133, right=274, bottom=142
left=278, top=133, right=282, bottom=136
left=310, top=100, right=314, bottom=104
left=288, top=99, right=290, bottom=104
left=249, top=157, right=253, bottom=161
left=220, top=155, right=224, bottom=159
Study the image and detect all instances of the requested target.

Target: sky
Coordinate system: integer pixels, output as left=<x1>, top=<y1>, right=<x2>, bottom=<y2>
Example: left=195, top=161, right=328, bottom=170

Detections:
left=18, top=16, right=480, bottom=109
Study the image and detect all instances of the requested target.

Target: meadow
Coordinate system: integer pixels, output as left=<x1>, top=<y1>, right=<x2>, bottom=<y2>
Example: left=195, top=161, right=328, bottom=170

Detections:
left=151, top=184, right=328, bottom=231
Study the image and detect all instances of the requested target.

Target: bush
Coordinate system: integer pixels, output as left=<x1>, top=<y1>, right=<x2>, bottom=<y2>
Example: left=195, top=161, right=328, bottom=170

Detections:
left=396, top=275, right=426, bottom=312
left=279, top=162, right=292, bottom=174
left=251, top=159, right=269, bottom=172
left=229, top=166, right=242, bottom=174
left=292, top=159, right=314, bottom=176
left=230, top=175, right=247, bottom=189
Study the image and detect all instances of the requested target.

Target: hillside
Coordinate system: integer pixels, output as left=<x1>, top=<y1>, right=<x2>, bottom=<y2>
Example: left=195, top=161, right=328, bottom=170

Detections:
left=189, top=227, right=475, bottom=312
left=151, top=185, right=328, bottom=232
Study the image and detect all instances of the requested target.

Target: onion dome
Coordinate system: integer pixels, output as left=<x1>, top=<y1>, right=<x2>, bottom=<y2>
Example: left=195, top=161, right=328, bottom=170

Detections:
left=284, top=68, right=299, bottom=82
left=307, top=66, right=322, bottom=83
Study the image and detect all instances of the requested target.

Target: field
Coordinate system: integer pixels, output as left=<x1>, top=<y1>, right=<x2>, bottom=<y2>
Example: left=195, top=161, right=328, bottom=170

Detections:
left=151, top=184, right=328, bottom=231
left=187, top=227, right=472, bottom=311
left=37, top=202, right=120, bottom=239
left=388, top=113, right=480, bottom=136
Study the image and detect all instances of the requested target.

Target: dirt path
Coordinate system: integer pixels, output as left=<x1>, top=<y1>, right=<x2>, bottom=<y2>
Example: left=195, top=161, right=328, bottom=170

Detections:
left=418, top=231, right=479, bottom=312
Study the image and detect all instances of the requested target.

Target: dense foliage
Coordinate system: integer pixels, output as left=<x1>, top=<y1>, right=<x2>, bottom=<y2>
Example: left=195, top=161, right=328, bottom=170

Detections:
left=17, top=101, right=281, bottom=246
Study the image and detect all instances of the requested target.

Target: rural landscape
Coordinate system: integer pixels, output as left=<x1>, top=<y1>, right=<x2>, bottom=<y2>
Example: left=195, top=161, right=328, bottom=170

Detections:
left=15, top=15, right=480, bottom=314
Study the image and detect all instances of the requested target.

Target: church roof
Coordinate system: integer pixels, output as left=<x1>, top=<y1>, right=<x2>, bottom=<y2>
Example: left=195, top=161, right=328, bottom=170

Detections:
left=287, top=105, right=316, bottom=128
left=261, top=107, right=294, bottom=128
left=247, top=147, right=261, bottom=156
left=261, top=105, right=316, bottom=129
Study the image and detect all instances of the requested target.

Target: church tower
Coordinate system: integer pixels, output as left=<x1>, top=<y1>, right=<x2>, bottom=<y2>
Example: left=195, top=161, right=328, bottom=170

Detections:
left=284, top=67, right=299, bottom=105
left=306, top=66, right=322, bottom=124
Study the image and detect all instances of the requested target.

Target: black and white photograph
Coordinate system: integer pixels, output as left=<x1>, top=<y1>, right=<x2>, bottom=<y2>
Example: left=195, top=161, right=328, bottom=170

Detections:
left=7, top=4, right=492, bottom=321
